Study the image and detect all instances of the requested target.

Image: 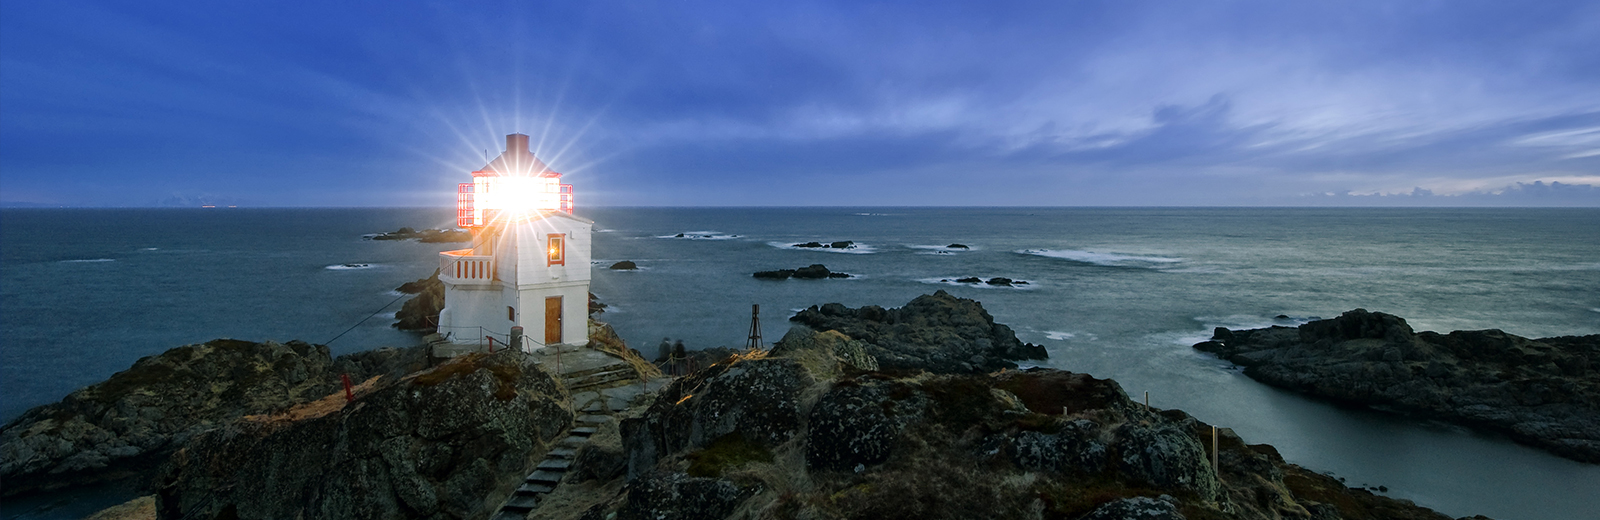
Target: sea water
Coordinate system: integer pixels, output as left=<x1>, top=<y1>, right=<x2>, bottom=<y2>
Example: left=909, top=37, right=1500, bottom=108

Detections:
left=2, top=207, right=1598, bottom=519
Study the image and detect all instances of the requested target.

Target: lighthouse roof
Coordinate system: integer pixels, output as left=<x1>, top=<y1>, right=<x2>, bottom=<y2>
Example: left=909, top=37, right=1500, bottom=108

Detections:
left=476, top=133, right=560, bottom=178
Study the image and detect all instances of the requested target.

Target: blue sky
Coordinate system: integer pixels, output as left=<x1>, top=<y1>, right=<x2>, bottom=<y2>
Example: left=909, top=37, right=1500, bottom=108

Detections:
left=2, top=0, right=1597, bottom=207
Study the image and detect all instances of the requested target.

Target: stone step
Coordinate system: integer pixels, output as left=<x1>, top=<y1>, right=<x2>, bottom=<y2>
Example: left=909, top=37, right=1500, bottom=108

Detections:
left=566, top=370, right=637, bottom=392
left=548, top=446, right=577, bottom=459
left=491, top=511, right=526, bottom=520
left=570, top=426, right=598, bottom=435
left=516, top=482, right=554, bottom=494
left=580, top=397, right=629, bottom=413
left=558, top=435, right=588, bottom=447
left=537, top=458, right=572, bottom=471
left=575, top=414, right=611, bottom=425
left=559, top=363, right=632, bottom=380
left=527, top=470, right=565, bottom=484
left=503, top=494, right=541, bottom=510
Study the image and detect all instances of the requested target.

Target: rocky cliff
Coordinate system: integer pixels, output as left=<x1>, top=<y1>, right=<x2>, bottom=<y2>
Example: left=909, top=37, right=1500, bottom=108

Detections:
left=557, top=326, right=1470, bottom=520
left=155, top=351, right=572, bottom=519
left=787, top=290, right=1048, bottom=373
left=395, top=271, right=445, bottom=332
left=1194, top=309, right=1599, bottom=463
left=0, top=339, right=427, bottom=497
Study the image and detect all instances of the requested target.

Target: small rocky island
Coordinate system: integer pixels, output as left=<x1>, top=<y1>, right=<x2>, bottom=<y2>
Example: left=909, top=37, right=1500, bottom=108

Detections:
left=368, top=227, right=471, bottom=243
left=1195, top=309, right=1600, bottom=463
left=753, top=264, right=851, bottom=280
left=792, top=240, right=856, bottom=249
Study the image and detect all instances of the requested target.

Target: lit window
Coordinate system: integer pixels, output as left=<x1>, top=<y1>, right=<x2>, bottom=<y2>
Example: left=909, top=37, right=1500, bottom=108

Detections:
left=547, top=234, right=565, bottom=266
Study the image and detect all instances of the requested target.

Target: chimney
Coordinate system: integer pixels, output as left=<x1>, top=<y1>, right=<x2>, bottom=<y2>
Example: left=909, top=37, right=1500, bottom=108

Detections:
left=506, top=134, right=530, bottom=158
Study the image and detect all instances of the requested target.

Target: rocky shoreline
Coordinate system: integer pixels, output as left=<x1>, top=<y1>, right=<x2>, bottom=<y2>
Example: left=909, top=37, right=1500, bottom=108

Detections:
left=0, top=339, right=428, bottom=497
left=1194, top=309, right=1600, bottom=463
left=1, top=296, right=1495, bottom=519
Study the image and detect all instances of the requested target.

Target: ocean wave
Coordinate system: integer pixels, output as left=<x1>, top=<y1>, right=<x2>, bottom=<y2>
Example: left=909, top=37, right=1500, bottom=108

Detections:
left=1019, top=249, right=1182, bottom=267
left=657, top=231, right=740, bottom=240
left=325, top=263, right=378, bottom=270
left=907, top=244, right=976, bottom=254
left=768, top=241, right=877, bottom=254
left=916, top=277, right=1036, bottom=289
left=1043, top=331, right=1076, bottom=341
left=59, top=258, right=115, bottom=263
left=141, top=247, right=159, bottom=251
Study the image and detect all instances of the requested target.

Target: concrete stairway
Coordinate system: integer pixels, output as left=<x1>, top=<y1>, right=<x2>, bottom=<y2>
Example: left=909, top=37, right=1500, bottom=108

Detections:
left=489, top=414, right=610, bottom=520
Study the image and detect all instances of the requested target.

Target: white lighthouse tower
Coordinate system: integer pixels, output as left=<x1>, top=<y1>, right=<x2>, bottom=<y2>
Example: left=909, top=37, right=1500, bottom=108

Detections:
left=435, top=133, right=591, bottom=353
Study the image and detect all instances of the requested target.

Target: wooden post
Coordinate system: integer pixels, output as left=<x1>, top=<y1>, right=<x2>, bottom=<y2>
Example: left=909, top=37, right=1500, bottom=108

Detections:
left=1212, top=426, right=1219, bottom=477
left=341, top=374, right=354, bottom=402
left=1144, top=391, right=1149, bottom=407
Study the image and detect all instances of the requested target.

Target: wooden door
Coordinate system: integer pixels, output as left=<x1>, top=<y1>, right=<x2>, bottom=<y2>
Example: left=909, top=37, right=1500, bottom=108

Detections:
left=544, top=296, right=563, bottom=345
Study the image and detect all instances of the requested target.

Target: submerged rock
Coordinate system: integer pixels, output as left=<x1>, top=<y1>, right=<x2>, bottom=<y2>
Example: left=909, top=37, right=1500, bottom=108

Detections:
left=609, top=260, right=639, bottom=270
left=1196, top=308, right=1600, bottom=463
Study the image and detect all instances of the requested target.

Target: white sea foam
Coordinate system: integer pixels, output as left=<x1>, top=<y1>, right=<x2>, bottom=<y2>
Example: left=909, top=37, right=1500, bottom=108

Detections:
left=325, top=263, right=378, bottom=270
left=916, top=277, right=1036, bottom=289
left=141, top=247, right=159, bottom=251
left=907, top=244, right=976, bottom=254
left=658, top=231, right=740, bottom=240
left=1043, top=331, right=1075, bottom=341
left=768, top=241, right=877, bottom=254
left=1019, top=249, right=1182, bottom=266
left=60, top=258, right=115, bottom=263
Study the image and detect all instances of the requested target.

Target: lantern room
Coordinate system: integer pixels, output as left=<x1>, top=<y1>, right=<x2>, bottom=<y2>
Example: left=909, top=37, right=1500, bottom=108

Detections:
left=456, top=133, right=574, bottom=228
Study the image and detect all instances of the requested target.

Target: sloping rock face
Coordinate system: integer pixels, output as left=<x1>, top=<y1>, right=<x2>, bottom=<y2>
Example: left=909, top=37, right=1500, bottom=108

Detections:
left=155, top=352, right=571, bottom=520
left=394, top=271, right=444, bottom=331
left=1195, top=309, right=1600, bottom=463
left=601, top=342, right=1458, bottom=520
left=788, top=290, right=1047, bottom=373
left=0, top=339, right=426, bottom=497
left=622, top=357, right=812, bottom=480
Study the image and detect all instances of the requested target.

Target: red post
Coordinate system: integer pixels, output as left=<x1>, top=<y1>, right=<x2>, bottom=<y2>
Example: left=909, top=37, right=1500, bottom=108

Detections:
left=341, top=374, right=354, bottom=402
left=486, top=336, right=496, bottom=353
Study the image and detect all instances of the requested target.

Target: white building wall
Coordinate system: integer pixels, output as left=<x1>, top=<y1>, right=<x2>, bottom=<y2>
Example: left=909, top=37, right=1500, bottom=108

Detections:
left=440, top=210, right=594, bottom=352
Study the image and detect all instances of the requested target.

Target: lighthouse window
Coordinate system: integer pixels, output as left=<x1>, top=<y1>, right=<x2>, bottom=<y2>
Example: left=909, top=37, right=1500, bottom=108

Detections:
left=508, top=306, right=515, bottom=321
left=547, top=234, right=565, bottom=266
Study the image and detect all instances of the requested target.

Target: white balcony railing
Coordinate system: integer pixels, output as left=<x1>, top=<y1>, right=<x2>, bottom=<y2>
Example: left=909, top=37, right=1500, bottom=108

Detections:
left=441, top=249, right=493, bottom=282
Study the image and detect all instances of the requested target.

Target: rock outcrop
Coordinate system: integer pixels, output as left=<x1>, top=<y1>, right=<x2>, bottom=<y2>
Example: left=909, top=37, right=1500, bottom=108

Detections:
left=394, top=271, right=444, bottom=331
left=787, top=291, right=1047, bottom=373
left=155, top=351, right=571, bottom=519
left=753, top=264, right=851, bottom=280
left=0, top=340, right=427, bottom=497
left=1195, top=309, right=1600, bottom=463
left=369, top=227, right=471, bottom=243
left=588, top=332, right=1463, bottom=520
left=791, top=241, right=855, bottom=249
left=609, top=260, right=639, bottom=270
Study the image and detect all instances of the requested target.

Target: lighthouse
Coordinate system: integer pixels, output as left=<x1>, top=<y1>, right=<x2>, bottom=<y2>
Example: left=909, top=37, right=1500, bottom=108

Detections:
left=435, top=133, right=591, bottom=353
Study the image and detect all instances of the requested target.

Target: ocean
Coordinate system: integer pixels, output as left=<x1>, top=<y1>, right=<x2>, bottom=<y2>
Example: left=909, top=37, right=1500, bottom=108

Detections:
left=2, top=207, right=1598, bottom=519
